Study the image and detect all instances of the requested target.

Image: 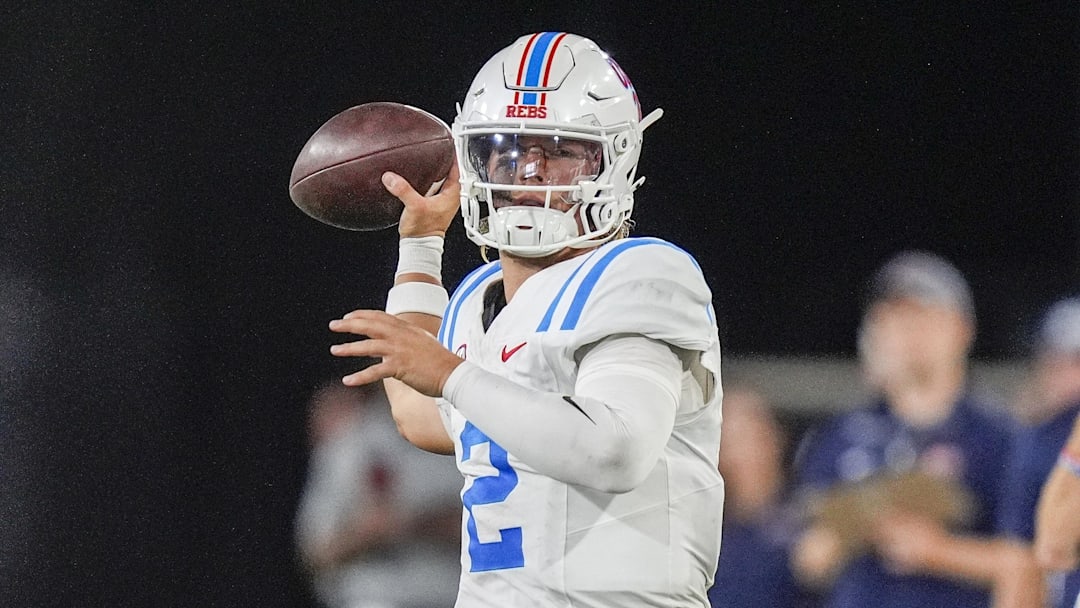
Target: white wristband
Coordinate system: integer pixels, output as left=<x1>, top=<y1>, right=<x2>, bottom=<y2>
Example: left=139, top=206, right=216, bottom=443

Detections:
left=396, top=236, right=444, bottom=280
left=385, top=282, right=449, bottom=317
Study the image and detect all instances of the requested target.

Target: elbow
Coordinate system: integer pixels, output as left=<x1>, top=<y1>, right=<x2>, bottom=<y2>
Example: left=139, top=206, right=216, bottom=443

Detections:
left=393, top=416, right=419, bottom=443
left=580, top=440, right=657, bottom=494
left=391, top=410, right=416, bottom=442
left=591, top=463, right=653, bottom=494
left=594, top=473, right=647, bottom=494
left=393, top=414, right=453, bottom=455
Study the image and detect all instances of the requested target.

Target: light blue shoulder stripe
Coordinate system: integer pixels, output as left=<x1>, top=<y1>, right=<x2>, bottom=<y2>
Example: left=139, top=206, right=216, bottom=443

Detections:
left=439, top=261, right=502, bottom=348
left=560, top=238, right=704, bottom=331
left=535, top=248, right=600, bottom=332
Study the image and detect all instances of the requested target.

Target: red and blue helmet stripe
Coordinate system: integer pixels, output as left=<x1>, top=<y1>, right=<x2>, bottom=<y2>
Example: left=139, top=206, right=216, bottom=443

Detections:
left=513, top=32, right=568, bottom=106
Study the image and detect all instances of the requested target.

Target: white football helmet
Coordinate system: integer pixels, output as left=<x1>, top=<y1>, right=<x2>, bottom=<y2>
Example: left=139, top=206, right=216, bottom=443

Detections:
left=453, top=32, right=663, bottom=257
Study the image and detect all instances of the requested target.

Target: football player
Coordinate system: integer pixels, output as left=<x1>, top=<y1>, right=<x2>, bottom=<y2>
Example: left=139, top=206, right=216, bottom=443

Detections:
left=329, top=32, right=724, bottom=607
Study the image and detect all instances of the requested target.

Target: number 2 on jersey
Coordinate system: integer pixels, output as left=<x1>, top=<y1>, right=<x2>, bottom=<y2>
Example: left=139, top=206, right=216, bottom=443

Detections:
left=460, top=421, right=525, bottom=571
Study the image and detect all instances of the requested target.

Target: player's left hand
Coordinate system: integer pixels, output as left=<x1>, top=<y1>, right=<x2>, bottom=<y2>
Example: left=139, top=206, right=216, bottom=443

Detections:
left=870, top=510, right=944, bottom=574
left=329, top=309, right=464, bottom=397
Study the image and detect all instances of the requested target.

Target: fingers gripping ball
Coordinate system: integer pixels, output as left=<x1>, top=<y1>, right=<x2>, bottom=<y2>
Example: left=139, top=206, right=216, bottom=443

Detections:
left=289, top=102, right=455, bottom=231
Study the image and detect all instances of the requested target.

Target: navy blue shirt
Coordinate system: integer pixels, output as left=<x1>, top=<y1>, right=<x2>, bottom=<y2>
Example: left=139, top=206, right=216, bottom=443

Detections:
left=795, top=395, right=1012, bottom=608
left=998, top=401, right=1080, bottom=608
left=710, top=507, right=801, bottom=608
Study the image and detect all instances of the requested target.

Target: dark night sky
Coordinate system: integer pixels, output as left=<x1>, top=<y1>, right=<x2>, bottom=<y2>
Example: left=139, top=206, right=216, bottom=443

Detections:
left=2, top=2, right=1077, bottom=606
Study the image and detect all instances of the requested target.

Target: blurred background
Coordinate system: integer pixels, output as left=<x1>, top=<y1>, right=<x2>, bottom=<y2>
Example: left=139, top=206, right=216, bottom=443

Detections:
left=2, top=1, right=1076, bottom=606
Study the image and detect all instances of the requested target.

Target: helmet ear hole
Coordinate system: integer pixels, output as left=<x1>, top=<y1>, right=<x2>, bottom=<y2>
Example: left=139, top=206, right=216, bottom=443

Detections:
left=613, top=132, right=631, bottom=154
left=600, top=203, right=617, bottom=224
left=587, top=202, right=617, bottom=232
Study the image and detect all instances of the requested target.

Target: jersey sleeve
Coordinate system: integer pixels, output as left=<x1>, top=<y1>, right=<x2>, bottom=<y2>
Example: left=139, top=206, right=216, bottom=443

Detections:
left=441, top=334, right=682, bottom=492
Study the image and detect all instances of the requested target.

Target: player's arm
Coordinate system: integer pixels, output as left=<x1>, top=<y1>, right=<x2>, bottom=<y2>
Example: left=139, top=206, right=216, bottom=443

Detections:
left=443, top=333, right=681, bottom=493
left=1034, top=411, right=1080, bottom=571
left=330, top=322, right=680, bottom=489
left=375, top=164, right=459, bottom=453
left=337, top=284, right=454, bottom=454
left=335, top=168, right=461, bottom=454
left=870, top=513, right=1044, bottom=607
left=381, top=316, right=454, bottom=455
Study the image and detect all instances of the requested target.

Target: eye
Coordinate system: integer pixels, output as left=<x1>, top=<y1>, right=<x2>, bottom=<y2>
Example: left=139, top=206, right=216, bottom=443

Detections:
left=551, top=146, right=579, bottom=159
left=491, top=146, right=519, bottom=165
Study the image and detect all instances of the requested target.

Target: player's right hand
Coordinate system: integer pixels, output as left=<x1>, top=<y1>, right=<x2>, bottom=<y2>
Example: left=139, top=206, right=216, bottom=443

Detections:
left=383, top=161, right=461, bottom=239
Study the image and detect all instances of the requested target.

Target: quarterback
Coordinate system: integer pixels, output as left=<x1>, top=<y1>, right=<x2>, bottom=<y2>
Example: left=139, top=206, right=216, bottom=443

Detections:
left=330, top=32, right=725, bottom=607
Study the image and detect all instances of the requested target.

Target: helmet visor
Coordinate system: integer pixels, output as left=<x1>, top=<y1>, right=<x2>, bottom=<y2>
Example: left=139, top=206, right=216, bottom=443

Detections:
left=466, top=133, right=603, bottom=190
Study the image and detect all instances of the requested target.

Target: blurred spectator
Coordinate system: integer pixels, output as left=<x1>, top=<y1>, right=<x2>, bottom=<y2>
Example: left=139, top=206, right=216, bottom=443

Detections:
left=1003, top=297, right=1080, bottom=607
left=295, top=381, right=462, bottom=608
left=708, top=386, right=803, bottom=608
left=1035, top=411, right=1080, bottom=608
left=791, top=251, right=1021, bottom=608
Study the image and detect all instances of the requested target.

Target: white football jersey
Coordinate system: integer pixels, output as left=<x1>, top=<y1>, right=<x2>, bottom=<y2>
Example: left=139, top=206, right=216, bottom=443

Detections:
left=436, top=237, right=725, bottom=608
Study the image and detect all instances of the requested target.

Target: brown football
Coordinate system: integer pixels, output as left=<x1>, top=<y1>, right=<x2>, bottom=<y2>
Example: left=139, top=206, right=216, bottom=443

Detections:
left=289, top=102, right=455, bottom=231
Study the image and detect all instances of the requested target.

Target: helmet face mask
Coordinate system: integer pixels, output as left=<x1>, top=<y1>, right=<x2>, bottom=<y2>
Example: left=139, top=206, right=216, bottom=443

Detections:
left=453, top=32, right=663, bottom=258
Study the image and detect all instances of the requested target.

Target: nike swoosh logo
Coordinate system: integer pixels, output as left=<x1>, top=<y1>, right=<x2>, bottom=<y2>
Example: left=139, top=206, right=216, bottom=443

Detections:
left=500, top=342, right=527, bottom=362
left=562, top=396, right=595, bottom=424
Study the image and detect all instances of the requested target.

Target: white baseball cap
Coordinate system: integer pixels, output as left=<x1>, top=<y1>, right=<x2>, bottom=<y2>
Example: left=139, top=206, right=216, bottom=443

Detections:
left=867, top=250, right=975, bottom=321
